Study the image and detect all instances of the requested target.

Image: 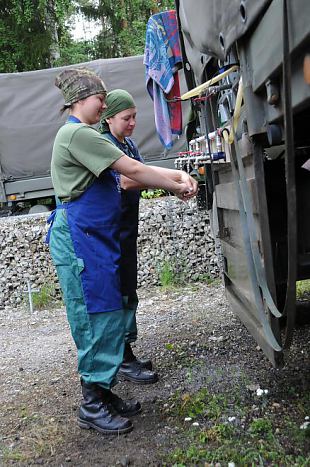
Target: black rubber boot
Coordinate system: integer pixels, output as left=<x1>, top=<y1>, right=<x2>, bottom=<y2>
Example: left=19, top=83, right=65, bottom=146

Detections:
left=78, top=381, right=133, bottom=435
left=123, top=342, right=153, bottom=370
left=118, top=360, right=159, bottom=384
left=104, top=389, right=142, bottom=417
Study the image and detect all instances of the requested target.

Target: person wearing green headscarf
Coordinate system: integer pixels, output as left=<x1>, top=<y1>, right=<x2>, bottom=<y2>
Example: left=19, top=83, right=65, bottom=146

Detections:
left=100, top=89, right=158, bottom=384
left=100, top=89, right=198, bottom=385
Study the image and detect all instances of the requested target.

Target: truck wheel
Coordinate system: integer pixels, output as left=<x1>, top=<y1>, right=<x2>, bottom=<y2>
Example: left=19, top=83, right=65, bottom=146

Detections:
left=28, top=204, right=50, bottom=214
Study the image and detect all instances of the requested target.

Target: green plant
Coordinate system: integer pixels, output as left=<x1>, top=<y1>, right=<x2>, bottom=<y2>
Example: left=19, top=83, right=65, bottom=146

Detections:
left=158, top=258, right=188, bottom=288
left=199, top=423, right=235, bottom=443
left=31, top=283, right=59, bottom=310
left=1, top=447, right=28, bottom=463
left=170, top=389, right=226, bottom=422
left=296, top=279, right=310, bottom=299
left=249, top=418, right=273, bottom=438
left=159, top=260, right=175, bottom=288
left=141, top=189, right=166, bottom=199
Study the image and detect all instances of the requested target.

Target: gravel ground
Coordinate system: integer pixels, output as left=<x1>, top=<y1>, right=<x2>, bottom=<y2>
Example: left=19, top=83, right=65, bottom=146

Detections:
left=0, top=282, right=309, bottom=466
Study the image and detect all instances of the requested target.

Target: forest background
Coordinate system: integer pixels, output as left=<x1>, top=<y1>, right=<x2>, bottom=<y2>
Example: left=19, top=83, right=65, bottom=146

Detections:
left=0, top=0, right=174, bottom=73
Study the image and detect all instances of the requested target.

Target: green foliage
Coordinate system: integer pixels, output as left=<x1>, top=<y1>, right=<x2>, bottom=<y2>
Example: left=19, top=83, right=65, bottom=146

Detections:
left=0, top=0, right=176, bottom=71
left=296, top=279, right=310, bottom=299
left=79, top=0, right=175, bottom=58
left=165, top=385, right=310, bottom=467
left=158, top=258, right=187, bottom=288
left=0, top=0, right=73, bottom=72
left=159, top=259, right=175, bottom=288
left=175, top=389, right=226, bottom=421
left=199, top=423, right=235, bottom=443
left=54, top=39, right=95, bottom=66
left=141, top=189, right=166, bottom=199
left=249, top=418, right=273, bottom=438
left=31, top=283, right=59, bottom=310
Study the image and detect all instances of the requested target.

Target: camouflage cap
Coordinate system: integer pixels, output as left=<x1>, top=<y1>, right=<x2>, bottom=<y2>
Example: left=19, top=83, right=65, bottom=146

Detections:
left=55, top=68, right=107, bottom=107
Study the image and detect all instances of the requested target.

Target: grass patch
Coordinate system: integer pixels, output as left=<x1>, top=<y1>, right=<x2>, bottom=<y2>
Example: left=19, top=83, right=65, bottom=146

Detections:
left=0, top=414, right=69, bottom=463
left=167, top=388, right=227, bottom=422
left=158, top=259, right=187, bottom=288
left=164, top=387, right=310, bottom=466
left=158, top=259, right=220, bottom=289
left=159, top=260, right=177, bottom=288
left=31, top=283, right=60, bottom=310
left=141, top=188, right=166, bottom=199
left=296, top=279, right=310, bottom=299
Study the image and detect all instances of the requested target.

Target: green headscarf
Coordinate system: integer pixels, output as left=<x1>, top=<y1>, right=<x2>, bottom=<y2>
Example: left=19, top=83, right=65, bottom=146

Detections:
left=100, top=89, right=136, bottom=133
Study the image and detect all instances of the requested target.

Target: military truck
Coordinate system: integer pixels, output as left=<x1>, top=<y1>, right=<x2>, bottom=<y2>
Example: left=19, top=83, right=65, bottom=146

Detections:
left=0, top=54, right=186, bottom=215
left=174, top=0, right=310, bottom=366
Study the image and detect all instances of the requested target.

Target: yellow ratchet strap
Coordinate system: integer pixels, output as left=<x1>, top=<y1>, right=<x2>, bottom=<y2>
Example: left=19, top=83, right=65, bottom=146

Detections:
left=181, top=65, right=239, bottom=100
left=223, top=77, right=244, bottom=145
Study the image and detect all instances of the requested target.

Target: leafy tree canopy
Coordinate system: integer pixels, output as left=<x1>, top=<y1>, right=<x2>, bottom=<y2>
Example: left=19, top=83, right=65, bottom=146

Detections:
left=0, top=0, right=176, bottom=72
left=0, top=0, right=73, bottom=72
left=78, top=0, right=175, bottom=58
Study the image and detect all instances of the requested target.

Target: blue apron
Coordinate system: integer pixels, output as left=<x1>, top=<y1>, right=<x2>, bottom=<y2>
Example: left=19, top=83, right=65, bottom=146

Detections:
left=104, top=133, right=142, bottom=296
left=47, top=117, right=122, bottom=313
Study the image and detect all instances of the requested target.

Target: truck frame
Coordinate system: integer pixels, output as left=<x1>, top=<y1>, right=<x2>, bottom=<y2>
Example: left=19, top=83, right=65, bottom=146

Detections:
left=175, top=0, right=310, bottom=366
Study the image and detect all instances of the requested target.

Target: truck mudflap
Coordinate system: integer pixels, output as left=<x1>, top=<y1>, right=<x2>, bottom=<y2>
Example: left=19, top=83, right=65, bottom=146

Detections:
left=175, top=0, right=310, bottom=366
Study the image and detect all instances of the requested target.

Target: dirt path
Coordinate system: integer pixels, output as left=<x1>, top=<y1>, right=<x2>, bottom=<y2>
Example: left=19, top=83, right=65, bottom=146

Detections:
left=0, top=283, right=309, bottom=466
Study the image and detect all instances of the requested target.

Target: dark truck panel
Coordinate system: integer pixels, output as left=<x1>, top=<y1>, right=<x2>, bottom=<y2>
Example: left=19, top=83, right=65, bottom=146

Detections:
left=175, top=0, right=310, bottom=366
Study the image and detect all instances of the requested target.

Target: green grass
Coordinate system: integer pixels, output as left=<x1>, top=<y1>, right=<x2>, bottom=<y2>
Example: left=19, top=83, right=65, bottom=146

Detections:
left=164, top=387, right=310, bottom=466
left=158, top=259, right=220, bottom=289
left=159, top=260, right=177, bottom=288
left=141, top=188, right=166, bottom=199
left=167, top=388, right=227, bottom=422
left=0, top=412, right=71, bottom=463
left=30, top=283, right=60, bottom=310
left=296, top=279, right=310, bottom=299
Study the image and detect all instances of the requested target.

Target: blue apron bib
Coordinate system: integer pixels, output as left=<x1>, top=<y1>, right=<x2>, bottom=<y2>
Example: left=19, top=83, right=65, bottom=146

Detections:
left=104, top=132, right=142, bottom=295
left=47, top=117, right=122, bottom=313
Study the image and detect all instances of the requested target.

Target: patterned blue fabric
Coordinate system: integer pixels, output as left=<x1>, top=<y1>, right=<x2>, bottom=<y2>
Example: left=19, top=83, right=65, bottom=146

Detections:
left=144, top=10, right=181, bottom=93
left=144, top=10, right=182, bottom=149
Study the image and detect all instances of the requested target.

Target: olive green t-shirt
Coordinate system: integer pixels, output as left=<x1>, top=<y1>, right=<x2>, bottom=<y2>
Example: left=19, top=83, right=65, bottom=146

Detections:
left=51, top=123, right=124, bottom=201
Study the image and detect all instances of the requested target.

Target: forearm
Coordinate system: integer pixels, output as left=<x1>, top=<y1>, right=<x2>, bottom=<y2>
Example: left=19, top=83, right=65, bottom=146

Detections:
left=120, top=175, right=146, bottom=191
left=148, top=166, right=183, bottom=182
left=127, top=166, right=180, bottom=192
left=112, top=157, right=181, bottom=192
left=121, top=166, right=184, bottom=191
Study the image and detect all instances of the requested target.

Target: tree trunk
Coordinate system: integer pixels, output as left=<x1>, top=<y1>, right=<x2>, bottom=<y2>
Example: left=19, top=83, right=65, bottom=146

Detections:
left=45, top=0, right=60, bottom=64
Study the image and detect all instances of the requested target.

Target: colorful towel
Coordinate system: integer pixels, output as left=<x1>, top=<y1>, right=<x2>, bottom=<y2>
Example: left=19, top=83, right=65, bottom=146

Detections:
left=144, top=10, right=182, bottom=149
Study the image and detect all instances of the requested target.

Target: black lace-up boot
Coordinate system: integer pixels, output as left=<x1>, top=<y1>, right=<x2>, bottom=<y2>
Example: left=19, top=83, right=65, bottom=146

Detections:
left=119, top=343, right=158, bottom=384
left=105, top=389, right=141, bottom=417
left=123, top=342, right=153, bottom=370
left=78, top=380, right=133, bottom=435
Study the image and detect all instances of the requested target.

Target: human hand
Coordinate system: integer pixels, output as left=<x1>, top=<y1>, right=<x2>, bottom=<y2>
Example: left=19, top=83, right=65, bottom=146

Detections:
left=173, top=181, right=196, bottom=201
left=178, top=172, right=198, bottom=199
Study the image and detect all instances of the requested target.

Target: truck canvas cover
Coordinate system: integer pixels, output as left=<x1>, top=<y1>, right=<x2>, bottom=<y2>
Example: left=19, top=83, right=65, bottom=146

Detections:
left=178, top=0, right=271, bottom=61
left=0, top=55, right=185, bottom=182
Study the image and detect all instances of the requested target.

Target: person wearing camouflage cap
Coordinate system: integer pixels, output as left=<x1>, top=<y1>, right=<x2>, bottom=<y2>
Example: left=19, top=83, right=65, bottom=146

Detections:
left=47, top=67, right=198, bottom=436
left=55, top=67, right=107, bottom=109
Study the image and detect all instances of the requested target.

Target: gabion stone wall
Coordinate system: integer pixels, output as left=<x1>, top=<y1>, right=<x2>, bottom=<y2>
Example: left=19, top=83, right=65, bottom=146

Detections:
left=137, top=197, right=218, bottom=287
left=0, top=197, right=218, bottom=309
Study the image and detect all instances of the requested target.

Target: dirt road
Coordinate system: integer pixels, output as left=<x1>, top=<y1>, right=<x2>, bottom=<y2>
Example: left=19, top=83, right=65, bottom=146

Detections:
left=0, top=283, right=309, bottom=466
